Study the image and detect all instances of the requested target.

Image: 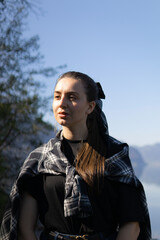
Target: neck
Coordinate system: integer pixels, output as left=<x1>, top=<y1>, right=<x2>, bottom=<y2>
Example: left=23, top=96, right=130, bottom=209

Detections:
left=62, top=126, right=88, bottom=141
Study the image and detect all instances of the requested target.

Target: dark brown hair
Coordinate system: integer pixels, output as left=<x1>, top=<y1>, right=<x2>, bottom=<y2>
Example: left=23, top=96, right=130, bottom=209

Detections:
left=57, top=71, right=107, bottom=189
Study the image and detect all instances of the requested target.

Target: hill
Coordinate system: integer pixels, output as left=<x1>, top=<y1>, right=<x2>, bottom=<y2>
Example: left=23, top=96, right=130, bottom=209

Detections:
left=135, top=143, right=160, bottom=185
left=129, top=146, right=146, bottom=178
left=136, top=143, right=160, bottom=165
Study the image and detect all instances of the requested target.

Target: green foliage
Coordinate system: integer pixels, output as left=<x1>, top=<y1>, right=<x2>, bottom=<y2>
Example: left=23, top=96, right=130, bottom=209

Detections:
left=0, top=0, right=62, bottom=151
left=0, top=0, right=65, bottom=217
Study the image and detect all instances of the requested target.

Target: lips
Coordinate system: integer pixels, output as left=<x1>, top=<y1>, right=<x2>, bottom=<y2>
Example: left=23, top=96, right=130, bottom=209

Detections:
left=58, top=111, right=69, bottom=118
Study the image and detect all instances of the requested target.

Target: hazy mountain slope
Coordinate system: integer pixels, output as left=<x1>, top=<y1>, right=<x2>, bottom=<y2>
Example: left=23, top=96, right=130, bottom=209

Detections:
left=136, top=143, right=160, bottom=165
left=129, top=146, right=146, bottom=178
left=135, top=143, right=160, bottom=185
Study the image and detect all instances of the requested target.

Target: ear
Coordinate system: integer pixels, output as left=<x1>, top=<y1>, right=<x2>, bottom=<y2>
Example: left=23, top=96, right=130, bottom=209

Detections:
left=86, top=101, right=96, bottom=114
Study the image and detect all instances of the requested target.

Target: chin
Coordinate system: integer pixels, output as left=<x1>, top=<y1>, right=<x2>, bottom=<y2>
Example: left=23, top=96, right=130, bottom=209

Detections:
left=59, top=121, right=75, bottom=129
left=58, top=119, right=68, bottom=126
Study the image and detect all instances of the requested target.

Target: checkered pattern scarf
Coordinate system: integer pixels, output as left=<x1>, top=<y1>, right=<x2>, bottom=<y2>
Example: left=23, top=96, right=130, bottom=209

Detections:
left=0, top=131, right=151, bottom=240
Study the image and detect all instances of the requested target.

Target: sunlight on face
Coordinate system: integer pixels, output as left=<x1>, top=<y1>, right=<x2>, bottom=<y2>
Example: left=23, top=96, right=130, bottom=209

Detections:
left=53, top=77, right=94, bottom=130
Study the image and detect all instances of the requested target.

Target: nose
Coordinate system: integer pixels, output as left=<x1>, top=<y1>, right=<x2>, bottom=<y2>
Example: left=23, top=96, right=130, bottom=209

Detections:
left=59, top=95, right=67, bottom=108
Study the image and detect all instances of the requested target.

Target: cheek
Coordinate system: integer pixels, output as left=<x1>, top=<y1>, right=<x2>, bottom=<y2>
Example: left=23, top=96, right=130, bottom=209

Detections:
left=73, top=104, right=88, bottom=116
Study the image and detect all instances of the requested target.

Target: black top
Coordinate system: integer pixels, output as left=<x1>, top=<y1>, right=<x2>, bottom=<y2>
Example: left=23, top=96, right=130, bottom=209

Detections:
left=22, top=138, right=144, bottom=236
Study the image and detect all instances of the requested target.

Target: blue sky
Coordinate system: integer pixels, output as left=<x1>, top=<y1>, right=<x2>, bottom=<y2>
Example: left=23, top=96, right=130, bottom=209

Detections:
left=26, top=0, right=160, bottom=146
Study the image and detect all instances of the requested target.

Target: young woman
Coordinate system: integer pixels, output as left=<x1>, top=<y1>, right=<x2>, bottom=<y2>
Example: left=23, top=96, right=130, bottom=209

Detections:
left=0, top=72, right=151, bottom=240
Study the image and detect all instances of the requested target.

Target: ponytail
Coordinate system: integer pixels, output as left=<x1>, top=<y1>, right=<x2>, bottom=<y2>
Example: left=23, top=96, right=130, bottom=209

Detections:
left=76, top=83, right=109, bottom=190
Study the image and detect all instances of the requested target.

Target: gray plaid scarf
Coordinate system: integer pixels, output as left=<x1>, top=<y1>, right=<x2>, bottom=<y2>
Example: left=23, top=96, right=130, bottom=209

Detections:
left=0, top=131, right=151, bottom=240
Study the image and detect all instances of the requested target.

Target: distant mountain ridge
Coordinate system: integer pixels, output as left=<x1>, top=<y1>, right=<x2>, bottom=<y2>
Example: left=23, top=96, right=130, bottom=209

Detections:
left=135, top=143, right=160, bottom=165
left=134, top=143, right=160, bottom=185
left=129, top=146, right=146, bottom=178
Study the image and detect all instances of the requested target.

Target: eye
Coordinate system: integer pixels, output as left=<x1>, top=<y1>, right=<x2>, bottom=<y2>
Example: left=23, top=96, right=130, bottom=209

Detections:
left=54, top=94, right=61, bottom=100
left=69, top=95, right=77, bottom=101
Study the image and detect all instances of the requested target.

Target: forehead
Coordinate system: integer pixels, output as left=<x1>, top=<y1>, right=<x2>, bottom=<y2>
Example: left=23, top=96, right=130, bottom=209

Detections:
left=55, top=77, right=85, bottom=93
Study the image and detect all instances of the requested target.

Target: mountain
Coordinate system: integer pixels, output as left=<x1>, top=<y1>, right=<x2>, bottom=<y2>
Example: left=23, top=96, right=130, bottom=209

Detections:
left=134, top=143, right=160, bottom=185
left=135, top=143, right=160, bottom=165
left=129, top=146, right=146, bottom=178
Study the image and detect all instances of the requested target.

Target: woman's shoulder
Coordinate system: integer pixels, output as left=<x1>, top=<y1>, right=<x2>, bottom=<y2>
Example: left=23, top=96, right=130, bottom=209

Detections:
left=106, top=135, right=128, bottom=158
left=18, top=135, right=60, bottom=178
left=24, top=137, right=57, bottom=162
left=107, top=135, right=128, bottom=146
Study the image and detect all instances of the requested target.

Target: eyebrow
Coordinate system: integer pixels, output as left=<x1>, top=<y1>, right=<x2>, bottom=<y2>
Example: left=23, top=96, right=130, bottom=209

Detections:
left=54, top=91, right=79, bottom=96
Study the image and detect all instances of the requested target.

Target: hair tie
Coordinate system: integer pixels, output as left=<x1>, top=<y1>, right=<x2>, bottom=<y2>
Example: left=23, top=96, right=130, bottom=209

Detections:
left=96, top=82, right=105, bottom=99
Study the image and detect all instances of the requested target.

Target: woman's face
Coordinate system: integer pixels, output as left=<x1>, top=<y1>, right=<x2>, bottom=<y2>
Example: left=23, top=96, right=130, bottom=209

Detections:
left=53, top=77, right=95, bottom=130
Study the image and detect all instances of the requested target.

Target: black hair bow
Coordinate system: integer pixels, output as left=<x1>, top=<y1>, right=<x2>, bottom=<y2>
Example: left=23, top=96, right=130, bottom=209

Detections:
left=96, top=82, right=105, bottom=99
